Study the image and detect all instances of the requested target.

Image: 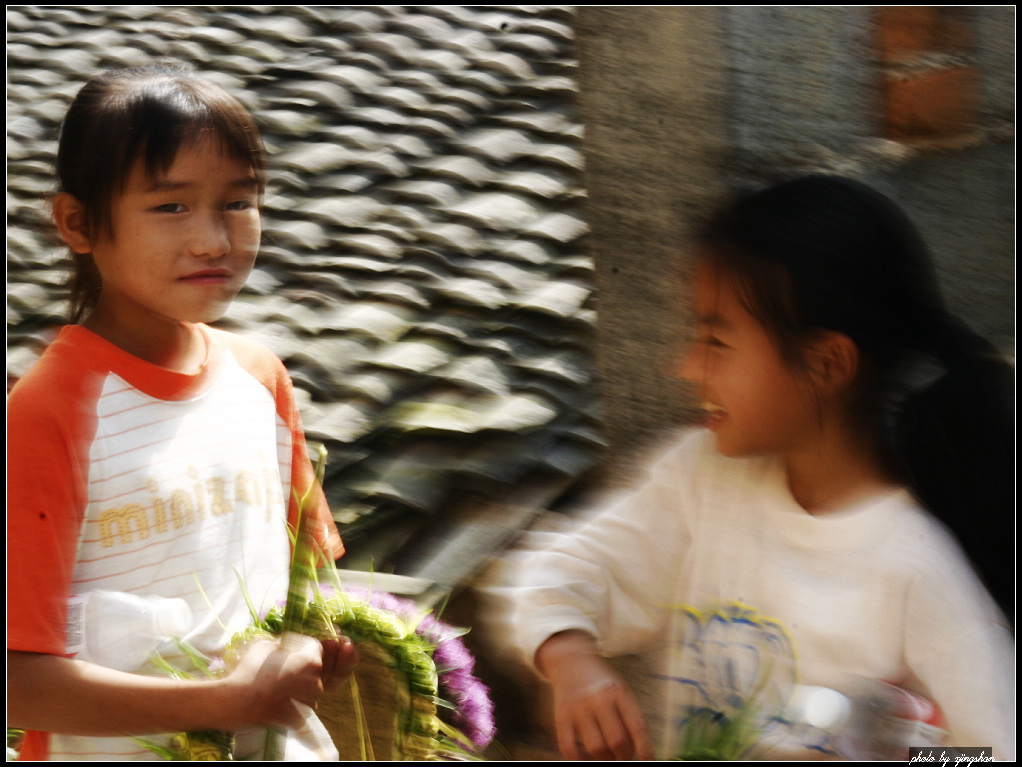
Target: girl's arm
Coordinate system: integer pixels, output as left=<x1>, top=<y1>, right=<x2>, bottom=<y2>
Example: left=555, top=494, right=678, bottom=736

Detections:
left=506, top=432, right=706, bottom=760
left=535, top=629, right=655, bottom=761
left=512, top=434, right=700, bottom=663
left=7, top=633, right=354, bottom=736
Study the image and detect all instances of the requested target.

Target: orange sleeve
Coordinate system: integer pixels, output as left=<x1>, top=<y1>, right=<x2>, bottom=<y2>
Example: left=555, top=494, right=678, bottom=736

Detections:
left=217, top=329, right=343, bottom=563
left=279, top=358, right=345, bottom=564
left=6, top=335, right=101, bottom=656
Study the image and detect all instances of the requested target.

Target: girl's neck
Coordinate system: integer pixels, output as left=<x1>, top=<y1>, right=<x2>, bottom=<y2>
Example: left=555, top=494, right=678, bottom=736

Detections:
left=83, top=309, right=208, bottom=374
left=783, top=418, right=900, bottom=515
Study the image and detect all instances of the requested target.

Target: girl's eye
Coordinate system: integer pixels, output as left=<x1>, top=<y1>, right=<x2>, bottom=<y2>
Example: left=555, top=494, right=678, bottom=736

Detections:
left=226, top=199, right=257, bottom=212
left=701, top=335, right=728, bottom=350
left=153, top=203, right=186, bottom=214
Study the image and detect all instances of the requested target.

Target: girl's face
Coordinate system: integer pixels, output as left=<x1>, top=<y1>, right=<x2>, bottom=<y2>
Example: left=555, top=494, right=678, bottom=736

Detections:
left=677, top=260, right=820, bottom=459
left=86, top=138, right=261, bottom=332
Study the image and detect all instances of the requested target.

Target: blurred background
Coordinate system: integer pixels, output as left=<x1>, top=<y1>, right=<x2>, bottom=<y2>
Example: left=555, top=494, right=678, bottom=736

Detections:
left=7, top=6, right=1014, bottom=755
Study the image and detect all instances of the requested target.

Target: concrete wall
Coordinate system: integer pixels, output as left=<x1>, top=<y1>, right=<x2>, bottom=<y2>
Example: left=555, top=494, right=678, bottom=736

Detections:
left=576, top=6, right=1014, bottom=476
left=721, top=6, right=876, bottom=185
left=575, top=7, right=729, bottom=477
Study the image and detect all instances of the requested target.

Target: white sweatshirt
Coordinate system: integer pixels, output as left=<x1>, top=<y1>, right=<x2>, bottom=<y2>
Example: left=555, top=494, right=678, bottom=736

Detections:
left=510, top=428, right=1014, bottom=760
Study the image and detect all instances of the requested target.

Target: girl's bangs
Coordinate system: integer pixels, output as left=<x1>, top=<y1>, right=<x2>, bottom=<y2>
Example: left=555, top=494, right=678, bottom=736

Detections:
left=125, top=84, right=266, bottom=190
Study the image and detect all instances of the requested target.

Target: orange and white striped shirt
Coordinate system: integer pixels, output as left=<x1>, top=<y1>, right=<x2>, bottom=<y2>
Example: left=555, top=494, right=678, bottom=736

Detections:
left=7, top=324, right=343, bottom=760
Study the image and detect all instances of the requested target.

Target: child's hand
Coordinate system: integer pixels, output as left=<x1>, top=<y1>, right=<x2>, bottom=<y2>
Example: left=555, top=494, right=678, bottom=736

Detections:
left=536, top=631, right=654, bottom=761
left=223, top=633, right=333, bottom=730
left=319, top=635, right=359, bottom=693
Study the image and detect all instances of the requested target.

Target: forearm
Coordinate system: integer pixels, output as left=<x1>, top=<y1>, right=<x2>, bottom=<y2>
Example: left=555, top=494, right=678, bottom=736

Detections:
left=8, top=650, right=250, bottom=736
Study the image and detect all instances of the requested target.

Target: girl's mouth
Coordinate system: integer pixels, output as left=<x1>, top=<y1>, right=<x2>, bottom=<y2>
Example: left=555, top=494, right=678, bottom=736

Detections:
left=701, top=401, right=727, bottom=428
left=180, top=269, right=232, bottom=284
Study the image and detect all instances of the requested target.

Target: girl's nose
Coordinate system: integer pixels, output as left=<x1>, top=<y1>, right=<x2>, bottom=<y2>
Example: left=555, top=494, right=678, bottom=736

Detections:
left=676, top=344, right=703, bottom=384
left=190, top=213, right=230, bottom=258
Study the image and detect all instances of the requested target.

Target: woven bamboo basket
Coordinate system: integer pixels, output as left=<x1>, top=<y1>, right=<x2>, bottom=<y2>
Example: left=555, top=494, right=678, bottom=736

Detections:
left=318, top=644, right=414, bottom=761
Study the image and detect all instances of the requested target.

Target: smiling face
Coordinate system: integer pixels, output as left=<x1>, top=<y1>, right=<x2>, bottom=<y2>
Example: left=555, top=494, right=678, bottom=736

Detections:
left=677, top=259, right=821, bottom=459
left=82, top=137, right=261, bottom=335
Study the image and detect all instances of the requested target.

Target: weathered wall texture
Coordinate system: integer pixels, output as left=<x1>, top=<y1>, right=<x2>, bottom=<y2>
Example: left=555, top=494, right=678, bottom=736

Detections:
left=576, top=6, right=1014, bottom=475
left=575, top=7, right=729, bottom=475
left=721, top=5, right=876, bottom=182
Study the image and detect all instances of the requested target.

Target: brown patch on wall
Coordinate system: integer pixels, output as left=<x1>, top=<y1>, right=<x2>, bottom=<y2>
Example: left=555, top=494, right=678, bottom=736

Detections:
left=883, top=66, right=980, bottom=139
left=877, top=7, right=979, bottom=142
left=877, top=7, right=975, bottom=63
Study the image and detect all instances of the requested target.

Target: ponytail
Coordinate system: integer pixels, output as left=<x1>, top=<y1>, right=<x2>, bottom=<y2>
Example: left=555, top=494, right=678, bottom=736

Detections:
left=893, top=314, right=1015, bottom=625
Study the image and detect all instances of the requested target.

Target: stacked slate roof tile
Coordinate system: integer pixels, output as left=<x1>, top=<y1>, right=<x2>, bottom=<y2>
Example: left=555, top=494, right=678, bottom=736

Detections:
left=6, top=6, right=603, bottom=574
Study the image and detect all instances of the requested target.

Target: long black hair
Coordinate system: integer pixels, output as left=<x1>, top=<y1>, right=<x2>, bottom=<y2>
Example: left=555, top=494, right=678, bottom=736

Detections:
left=699, top=175, right=1014, bottom=624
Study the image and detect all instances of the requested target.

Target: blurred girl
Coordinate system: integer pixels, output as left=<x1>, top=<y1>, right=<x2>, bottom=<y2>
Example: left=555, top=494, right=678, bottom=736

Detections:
left=511, top=176, right=1014, bottom=760
left=7, top=65, right=353, bottom=760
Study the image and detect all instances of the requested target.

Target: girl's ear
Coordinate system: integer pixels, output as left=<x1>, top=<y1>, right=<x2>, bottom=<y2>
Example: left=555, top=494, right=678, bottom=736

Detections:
left=52, top=193, right=93, bottom=254
left=804, top=330, right=859, bottom=394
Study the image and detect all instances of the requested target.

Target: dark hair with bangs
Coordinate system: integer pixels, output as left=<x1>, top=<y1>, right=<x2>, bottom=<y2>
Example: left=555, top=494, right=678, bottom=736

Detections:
left=702, top=176, right=944, bottom=369
left=699, top=175, right=1014, bottom=625
left=56, top=64, right=267, bottom=323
